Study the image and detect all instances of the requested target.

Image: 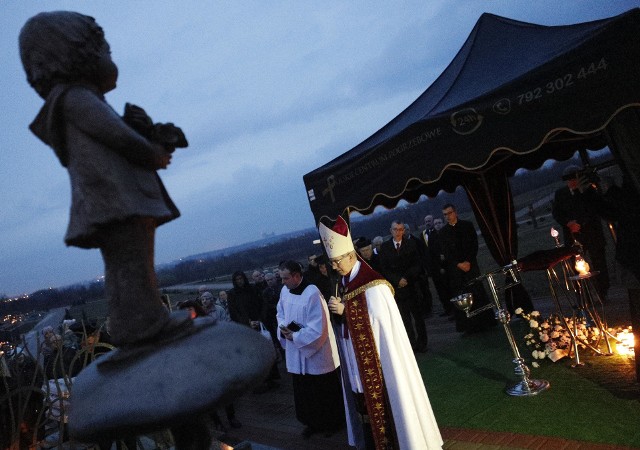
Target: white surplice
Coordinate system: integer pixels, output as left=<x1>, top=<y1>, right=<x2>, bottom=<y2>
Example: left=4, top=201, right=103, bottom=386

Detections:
left=276, top=280, right=340, bottom=375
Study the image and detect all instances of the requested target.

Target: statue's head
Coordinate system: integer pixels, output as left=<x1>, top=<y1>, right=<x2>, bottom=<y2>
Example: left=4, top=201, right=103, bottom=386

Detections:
left=19, top=11, right=117, bottom=98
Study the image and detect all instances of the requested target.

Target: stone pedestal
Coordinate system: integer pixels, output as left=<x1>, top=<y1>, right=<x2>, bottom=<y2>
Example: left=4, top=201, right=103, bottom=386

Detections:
left=68, top=319, right=275, bottom=442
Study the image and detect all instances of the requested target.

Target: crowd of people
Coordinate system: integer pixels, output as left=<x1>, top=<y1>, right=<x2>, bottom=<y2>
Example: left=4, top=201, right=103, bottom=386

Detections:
left=349, top=204, right=496, bottom=340
left=172, top=203, right=493, bottom=449
left=144, top=210, right=461, bottom=448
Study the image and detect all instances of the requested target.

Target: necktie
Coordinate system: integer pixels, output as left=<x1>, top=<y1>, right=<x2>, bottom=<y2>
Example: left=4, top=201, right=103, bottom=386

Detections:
left=396, top=242, right=401, bottom=251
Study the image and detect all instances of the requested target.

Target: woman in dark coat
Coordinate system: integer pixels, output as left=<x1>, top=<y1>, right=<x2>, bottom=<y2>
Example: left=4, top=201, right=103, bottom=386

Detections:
left=228, top=271, right=262, bottom=327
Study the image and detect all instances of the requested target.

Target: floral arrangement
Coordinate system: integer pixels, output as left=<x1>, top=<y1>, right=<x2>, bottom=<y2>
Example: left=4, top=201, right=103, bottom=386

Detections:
left=514, top=308, right=600, bottom=367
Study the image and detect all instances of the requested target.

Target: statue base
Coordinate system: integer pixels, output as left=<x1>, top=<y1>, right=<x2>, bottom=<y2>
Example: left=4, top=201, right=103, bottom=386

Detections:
left=68, top=319, right=275, bottom=442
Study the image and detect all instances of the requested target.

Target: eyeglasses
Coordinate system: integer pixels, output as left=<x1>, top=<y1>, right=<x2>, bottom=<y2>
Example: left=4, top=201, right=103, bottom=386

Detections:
left=330, top=255, right=348, bottom=267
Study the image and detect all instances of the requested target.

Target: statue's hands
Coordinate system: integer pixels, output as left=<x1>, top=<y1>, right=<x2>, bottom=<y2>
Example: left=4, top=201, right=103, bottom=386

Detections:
left=123, top=103, right=154, bottom=135
left=328, top=296, right=345, bottom=315
left=150, top=143, right=172, bottom=169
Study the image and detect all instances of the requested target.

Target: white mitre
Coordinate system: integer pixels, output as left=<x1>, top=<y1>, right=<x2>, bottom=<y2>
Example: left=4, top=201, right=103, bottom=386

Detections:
left=318, top=216, right=355, bottom=259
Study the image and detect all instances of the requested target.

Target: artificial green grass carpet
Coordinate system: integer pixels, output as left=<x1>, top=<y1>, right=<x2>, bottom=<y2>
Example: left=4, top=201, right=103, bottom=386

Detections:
left=418, top=325, right=640, bottom=447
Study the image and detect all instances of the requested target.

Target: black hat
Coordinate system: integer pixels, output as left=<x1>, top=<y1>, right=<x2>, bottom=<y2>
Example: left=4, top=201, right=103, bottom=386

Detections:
left=354, top=237, right=372, bottom=249
left=315, top=254, right=328, bottom=266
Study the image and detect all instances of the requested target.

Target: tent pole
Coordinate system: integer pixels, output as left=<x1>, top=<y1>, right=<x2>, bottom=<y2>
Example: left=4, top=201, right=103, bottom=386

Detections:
left=463, top=171, right=534, bottom=313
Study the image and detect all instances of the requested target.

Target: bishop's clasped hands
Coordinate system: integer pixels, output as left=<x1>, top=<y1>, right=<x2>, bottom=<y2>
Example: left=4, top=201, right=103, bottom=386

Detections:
left=328, top=296, right=345, bottom=315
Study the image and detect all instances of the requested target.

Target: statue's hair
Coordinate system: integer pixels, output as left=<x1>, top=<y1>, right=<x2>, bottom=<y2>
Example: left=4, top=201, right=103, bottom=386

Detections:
left=19, top=11, right=106, bottom=98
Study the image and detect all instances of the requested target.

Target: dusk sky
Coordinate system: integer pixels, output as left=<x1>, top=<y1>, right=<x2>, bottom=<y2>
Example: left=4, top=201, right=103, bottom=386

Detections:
left=1, top=1, right=638, bottom=296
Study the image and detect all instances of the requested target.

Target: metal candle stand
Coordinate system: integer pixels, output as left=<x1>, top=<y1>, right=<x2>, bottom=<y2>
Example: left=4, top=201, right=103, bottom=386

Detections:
left=568, top=271, right=615, bottom=353
left=548, top=263, right=616, bottom=367
left=450, top=261, right=550, bottom=396
left=531, top=231, right=617, bottom=367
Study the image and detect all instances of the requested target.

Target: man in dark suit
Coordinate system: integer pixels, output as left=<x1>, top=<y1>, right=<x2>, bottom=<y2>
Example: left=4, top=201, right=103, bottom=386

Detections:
left=421, top=215, right=452, bottom=317
left=439, top=204, right=495, bottom=332
left=406, top=223, right=433, bottom=318
left=378, top=220, right=428, bottom=352
left=552, top=165, right=610, bottom=301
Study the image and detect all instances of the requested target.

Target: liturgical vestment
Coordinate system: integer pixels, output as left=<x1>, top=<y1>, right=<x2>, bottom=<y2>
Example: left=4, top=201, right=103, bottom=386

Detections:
left=336, top=259, right=442, bottom=450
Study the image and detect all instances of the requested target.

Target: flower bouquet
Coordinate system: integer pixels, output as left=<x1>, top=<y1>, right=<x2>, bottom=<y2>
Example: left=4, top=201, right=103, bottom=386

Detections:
left=514, top=308, right=600, bottom=366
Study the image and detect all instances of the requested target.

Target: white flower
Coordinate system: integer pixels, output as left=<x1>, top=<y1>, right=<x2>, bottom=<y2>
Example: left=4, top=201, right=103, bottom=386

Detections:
left=530, top=311, right=541, bottom=317
left=532, top=362, right=540, bottom=368
left=539, top=333, right=549, bottom=343
left=554, top=325, right=563, bottom=332
left=529, top=320, right=539, bottom=328
left=541, top=322, right=550, bottom=329
left=514, top=308, right=523, bottom=315
left=532, top=350, right=540, bottom=359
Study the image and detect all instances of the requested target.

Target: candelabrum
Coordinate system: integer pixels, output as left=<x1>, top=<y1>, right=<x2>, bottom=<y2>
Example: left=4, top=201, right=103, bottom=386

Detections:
left=547, top=227, right=615, bottom=365
left=450, top=262, right=550, bottom=396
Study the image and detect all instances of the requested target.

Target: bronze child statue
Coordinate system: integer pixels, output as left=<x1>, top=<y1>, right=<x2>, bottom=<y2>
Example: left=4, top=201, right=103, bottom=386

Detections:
left=20, top=11, right=187, bottom=348
left=19, top=11, right=273, bottom=446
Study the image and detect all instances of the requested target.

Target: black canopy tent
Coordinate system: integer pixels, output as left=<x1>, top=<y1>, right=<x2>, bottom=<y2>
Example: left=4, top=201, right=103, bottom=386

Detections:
left=304, top=8, right=640, bottom=261
left=304, top=9, right=640, bottom=378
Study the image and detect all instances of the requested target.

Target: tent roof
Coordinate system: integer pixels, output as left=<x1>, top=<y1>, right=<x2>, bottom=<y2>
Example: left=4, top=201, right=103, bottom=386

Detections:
left=304, top=8, right=640, bottom=221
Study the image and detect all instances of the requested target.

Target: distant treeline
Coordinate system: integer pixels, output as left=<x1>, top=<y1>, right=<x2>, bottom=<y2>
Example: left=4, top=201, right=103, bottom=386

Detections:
left=1, top=230, right=320, bottom=315
left=1, top=151, right=614, bottom=314
left=0, top=281, right=105, bottom=315
left=155, top=230, right=321, bottom=286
